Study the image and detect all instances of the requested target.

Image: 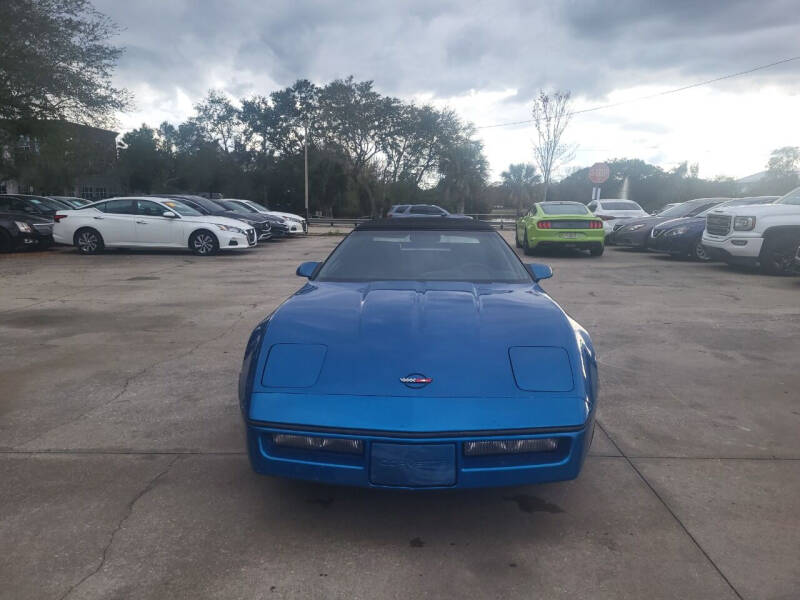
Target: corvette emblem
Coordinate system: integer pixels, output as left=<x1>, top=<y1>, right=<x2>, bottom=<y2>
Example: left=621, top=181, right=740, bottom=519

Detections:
left=400, top=374, right=432, bottom=389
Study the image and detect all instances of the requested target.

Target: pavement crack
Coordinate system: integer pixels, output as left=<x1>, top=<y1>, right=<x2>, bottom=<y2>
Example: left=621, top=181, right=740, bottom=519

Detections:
left=595, top=419, right=745, bottom=600
left=15, top=302, right=262, bottom=450
left=56, top=455, right=182, bottom=600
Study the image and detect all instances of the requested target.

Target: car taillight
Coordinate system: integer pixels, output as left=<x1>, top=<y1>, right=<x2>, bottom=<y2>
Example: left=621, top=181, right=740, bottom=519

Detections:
left=537, top=221, right=552, bottom=229
left=599, top=215, right=615, bottom=221
left=53, top=214, right=67, bottom=222
left=590, top=221, right=603, bottom=229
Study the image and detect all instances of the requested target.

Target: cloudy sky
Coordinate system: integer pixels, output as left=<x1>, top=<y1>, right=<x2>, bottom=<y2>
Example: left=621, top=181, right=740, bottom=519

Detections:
left=94, top=0, right=800, bottom=180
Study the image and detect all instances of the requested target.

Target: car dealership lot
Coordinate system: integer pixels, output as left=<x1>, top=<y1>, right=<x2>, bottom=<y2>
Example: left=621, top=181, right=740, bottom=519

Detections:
left=1, top=235, right=799, bottom=600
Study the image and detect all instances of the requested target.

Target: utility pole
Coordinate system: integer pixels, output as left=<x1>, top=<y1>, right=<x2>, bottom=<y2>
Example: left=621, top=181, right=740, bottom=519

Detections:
left=303, top=120, right=310, bottom=223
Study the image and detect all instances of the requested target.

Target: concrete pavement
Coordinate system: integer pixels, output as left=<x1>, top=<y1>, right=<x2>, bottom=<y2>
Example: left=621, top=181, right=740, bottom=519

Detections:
left=1, top=233, right=798, bottom=599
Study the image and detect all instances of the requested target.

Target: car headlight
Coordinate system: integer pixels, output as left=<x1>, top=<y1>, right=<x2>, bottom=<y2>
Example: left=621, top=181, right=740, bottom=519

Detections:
left=628, top=224, right=645, bottom=231
left=15, top=221, right=33, bottom=233
left=733, top=216, right=756, bottom=231
left=215, top=224, right=245, bottom=234
left=666, top=226, right=688, bottom=237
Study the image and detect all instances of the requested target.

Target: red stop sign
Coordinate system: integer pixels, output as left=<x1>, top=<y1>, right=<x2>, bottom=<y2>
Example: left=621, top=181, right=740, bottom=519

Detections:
left=589, top=162, right=610, bottom=184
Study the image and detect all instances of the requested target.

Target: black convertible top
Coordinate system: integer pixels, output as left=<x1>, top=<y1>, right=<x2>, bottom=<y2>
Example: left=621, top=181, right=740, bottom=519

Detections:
left=356, top=217, right=494, bottom=231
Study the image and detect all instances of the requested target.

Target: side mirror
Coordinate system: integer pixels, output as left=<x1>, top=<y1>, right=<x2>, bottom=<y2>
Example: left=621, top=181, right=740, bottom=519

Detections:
left=163, top=211, right=178, bottom=218
left=296, top=261, right=320, bottom=278
left=527, top=263, right=553, bottom=282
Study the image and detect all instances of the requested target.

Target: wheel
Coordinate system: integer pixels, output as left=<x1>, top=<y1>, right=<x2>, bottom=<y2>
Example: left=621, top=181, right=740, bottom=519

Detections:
left=589, top=243, right=604, bottom=257
left=691, top=241, right=711, bottom=261
left=74, top=228, right=104, bottom=255
left=0, top=228, right=12, bottom=253
left=759, top=234, right=795, bottom=275
left=523, top=231, right=535, bottom=256
left=190, top=230, right=219, bottom=256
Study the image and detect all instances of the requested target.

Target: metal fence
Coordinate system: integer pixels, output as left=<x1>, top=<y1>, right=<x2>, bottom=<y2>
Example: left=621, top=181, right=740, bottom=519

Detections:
left=308, top=215, right=517, bottom=230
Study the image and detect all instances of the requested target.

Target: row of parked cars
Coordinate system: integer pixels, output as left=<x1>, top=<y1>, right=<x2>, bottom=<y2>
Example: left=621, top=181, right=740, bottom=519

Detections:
left=0, top=194, right=307, bottom=256
left=603, top=189, right=800, bottom=274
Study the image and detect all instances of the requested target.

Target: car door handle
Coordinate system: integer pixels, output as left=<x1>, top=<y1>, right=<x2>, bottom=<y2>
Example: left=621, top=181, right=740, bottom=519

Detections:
left=135, top=220, right=147, bottom=224
left=93, top=216, right=104, bottom=220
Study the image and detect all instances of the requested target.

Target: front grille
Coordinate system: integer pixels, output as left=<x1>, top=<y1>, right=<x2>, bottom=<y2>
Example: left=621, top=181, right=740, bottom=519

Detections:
left=613, top=222, right=625, bottom=232
left=32, top=223, right=53, bottom=234
left=706, top=214, right=731, bottom=236
left=547, top=220, right=595, bottom=229
left=246, top=229, right=256, bottom=244
left=651, top=227, right=665, bottom=238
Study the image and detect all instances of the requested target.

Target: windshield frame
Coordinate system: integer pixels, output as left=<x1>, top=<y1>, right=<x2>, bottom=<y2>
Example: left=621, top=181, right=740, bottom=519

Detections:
left=776, top=186, right=800, bottom=206
left=314, top=229, right=533, bottom=284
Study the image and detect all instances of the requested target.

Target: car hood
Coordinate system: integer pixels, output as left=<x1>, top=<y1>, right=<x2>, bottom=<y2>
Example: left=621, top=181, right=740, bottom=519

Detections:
left=258, top=281, right=588, bottom=399
left=653, top=216, right=705, bottom=232
left=181, top=215, right=256, bottom=229
left=269, top=211, right=304, bottom=221
left=616, top=215, right=667, bottom=229
left=0, top=212, right=52, bottom=224
left=707, top=203, right=800, bottom=218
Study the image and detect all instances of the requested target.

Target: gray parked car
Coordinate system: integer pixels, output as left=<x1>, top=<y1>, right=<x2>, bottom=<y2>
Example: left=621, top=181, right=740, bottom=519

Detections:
left=387, top=204, right=472, bottom=219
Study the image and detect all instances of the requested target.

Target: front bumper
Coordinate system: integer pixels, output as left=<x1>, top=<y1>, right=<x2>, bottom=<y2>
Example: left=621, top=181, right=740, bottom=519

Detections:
left=648, top=232, right=695, bottom=254
left=701, top=232, right=763, bottom=262
left=245, top=418, right=594, bottom=489
left=613, top=227, right=651, bottom=247
left=218, top=228, right=257, bottom=250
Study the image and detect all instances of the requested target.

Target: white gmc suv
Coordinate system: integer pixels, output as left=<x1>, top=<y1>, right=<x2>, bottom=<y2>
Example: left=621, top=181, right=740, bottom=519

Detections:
left=702, top=186, right=800, bottom=274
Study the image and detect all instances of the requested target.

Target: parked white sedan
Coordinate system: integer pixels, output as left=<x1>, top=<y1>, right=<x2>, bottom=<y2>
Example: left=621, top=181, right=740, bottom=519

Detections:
left=587, top=199, right=649, bottom=237
left=223, top=199, right=307, bottom=234
left=53, top=197, right=257, bottom=256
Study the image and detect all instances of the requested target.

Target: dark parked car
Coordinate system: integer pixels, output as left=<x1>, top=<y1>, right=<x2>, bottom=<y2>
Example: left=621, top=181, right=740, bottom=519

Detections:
left=150, top=195, right=273, bottom=241
left=612, top=198, right=729, bottom=248
left=0, top=212, right=54, bottom=252
left=648, top=196, right=779, bottom=260
left=387, top=204, right=472, bottom=219
left=0, top=194, right=70, bottom=217
left=214, top=199, right=291, bottom=237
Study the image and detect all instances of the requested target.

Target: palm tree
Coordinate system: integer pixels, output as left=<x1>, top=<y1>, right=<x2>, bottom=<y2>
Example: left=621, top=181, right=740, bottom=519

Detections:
left=501, top=163, right=540, bottom=215
left=439, top=139, right=489, bottom=214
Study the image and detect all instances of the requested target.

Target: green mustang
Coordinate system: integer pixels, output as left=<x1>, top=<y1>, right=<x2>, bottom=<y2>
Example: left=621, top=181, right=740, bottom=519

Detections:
left=515, top=201, right=605, bottom=256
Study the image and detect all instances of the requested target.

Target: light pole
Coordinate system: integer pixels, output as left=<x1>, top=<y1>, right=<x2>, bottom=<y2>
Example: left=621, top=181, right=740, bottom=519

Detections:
left=303, top=120, right=310, bottom=223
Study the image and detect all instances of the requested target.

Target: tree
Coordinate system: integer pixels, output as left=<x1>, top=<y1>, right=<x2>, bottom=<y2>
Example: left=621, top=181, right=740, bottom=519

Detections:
left=766, top=146, right=800, bottom=177
left=439, top=134, right=489, bottom=214
left=317, top=78, right=391, bottom=216
left=0, top=0, right=131, bottom=127
left=501, top=163, right=540, bottom=214
left=117, top=125, right=169, bottom=193
left=531, top=91, right=574, bottom=202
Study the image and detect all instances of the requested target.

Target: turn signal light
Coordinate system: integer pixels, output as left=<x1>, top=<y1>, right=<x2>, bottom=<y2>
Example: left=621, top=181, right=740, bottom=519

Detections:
left=463, top=438, right=559, bottom=456
left=537, top=221, right=552, bottom=229
left=272, top=433, right=363, bottom=454
left=53, top=214, right=68, bottom=222
left=589, top=221, right=603, bottom=229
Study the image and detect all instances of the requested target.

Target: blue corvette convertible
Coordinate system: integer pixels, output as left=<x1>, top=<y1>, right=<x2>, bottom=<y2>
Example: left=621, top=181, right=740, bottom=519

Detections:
left=239, top=218, right=598, bottom=489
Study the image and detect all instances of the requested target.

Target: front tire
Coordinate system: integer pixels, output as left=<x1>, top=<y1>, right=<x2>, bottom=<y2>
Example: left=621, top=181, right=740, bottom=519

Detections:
left=759, top=234, right=795, bottom=275
left=74, top=228, right=104, bottom=255
left=190, top=230, right=219, bottom=256
left=692, top=241, right=711, bottom=261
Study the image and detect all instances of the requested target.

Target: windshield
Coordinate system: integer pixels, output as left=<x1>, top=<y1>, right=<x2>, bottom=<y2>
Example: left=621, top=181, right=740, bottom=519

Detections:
left=777, top=187, right=800, bottom=206
left=160, top=199, right=203, bottom=216
left=539, top=202, right=590, bottom=215
left=600, top=201, right=642, bottom=211
left=315, top=230, right=531, bottom=283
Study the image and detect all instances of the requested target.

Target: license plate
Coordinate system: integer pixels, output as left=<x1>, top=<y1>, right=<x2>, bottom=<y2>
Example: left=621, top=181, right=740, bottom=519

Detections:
left=560, top=232, right=579, bottom=239
left=370, top=443, right=456, bottom=487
